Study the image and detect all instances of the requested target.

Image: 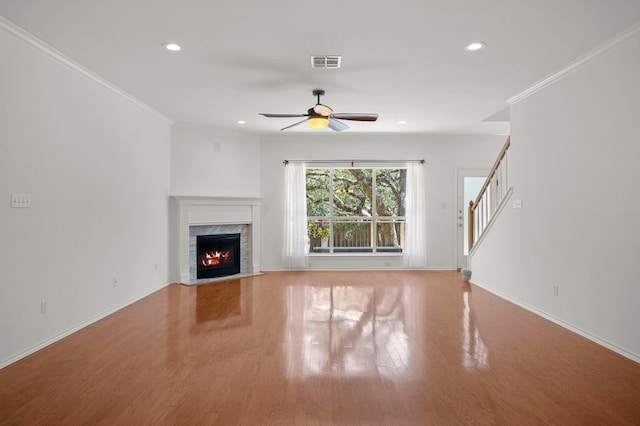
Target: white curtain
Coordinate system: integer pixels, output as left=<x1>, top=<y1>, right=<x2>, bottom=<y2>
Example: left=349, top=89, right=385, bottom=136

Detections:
left=283, top=162, right=308, bottom=269
left=404, top=162, right=427, bottom=268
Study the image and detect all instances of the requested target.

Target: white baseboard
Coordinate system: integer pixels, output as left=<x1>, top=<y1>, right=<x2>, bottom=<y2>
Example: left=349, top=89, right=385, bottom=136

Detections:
left=259, top=267, right=450, bottom=272
left=470, top=280, right=640, bottom=364
left=0, top=283, right=170, bottom=369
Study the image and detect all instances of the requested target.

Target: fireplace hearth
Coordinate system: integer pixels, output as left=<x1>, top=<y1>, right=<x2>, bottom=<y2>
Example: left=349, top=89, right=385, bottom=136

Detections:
left=196, top=233, right=241, bottom=279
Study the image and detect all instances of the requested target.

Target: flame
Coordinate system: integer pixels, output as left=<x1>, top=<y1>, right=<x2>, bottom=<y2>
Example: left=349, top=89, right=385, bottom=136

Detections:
left=202, top=250, right=230, bottom=267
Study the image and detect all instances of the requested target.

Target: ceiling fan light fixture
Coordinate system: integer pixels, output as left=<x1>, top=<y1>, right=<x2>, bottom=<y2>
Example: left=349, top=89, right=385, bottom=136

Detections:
left=308, top=117, right=329, bottom=129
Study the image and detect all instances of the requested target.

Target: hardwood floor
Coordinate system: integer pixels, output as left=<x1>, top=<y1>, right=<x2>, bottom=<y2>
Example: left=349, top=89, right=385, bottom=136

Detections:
left=1, top=271, right=639, bottom=425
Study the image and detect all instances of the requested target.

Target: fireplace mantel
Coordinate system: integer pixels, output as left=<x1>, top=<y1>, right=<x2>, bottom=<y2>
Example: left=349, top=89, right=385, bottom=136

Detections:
left=170, top=196, right=261, bottom=284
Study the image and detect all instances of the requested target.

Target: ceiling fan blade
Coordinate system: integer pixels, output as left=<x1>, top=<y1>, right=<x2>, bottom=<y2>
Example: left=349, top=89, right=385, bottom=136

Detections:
left=260, top=113, right=308, bottom=118
left=280, top=118, right=309, bottom=131
left=331, top=113, right=379, bottom=122
left=328, top=118, right=349, bottom=132
left=313, top=104, right=333, bottom=117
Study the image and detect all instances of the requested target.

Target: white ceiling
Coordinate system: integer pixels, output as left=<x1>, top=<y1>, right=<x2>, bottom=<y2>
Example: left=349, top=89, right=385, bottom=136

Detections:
left=2, top=1, right=640, bottom=135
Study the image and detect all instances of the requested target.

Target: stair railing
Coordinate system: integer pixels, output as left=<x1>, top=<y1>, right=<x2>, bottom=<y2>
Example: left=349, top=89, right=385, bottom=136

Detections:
left=469, top=136, right=511, bottom=251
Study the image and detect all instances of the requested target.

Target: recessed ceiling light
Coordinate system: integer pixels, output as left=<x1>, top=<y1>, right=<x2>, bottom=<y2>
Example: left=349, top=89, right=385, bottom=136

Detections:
left=163, top=42, right=181, bottom=51
left=465, top=42, right=486, bottom=52
left=237, top=120, right=246, bottom=124
left=397, top=120, right=407, bottom=125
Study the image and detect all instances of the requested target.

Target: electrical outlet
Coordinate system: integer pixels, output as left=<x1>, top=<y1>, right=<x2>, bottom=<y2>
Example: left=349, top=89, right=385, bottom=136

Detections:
left=113, top=278, right=118, bottom=287
left=41, top=299, right=48, bottom=313
left=553, top=284, right=559, bottom=296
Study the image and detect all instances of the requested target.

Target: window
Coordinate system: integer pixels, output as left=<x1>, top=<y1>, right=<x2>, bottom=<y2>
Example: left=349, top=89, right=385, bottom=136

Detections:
left=306, top=168, right=407, bottom=254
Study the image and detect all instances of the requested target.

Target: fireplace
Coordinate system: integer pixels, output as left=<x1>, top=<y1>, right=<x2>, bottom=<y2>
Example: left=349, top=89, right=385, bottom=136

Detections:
left=170, top=196, right=261, bottom=284
left=196, top=233, right=241, bottom=279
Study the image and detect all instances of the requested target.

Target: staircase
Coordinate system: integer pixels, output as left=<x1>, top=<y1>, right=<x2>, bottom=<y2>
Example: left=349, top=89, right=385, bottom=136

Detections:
left=468, top=136, right=512, bottom=252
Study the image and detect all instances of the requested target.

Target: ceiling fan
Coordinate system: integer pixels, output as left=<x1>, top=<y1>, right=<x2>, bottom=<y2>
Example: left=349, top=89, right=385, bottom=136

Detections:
left=260, top=89, right=379, bottom=132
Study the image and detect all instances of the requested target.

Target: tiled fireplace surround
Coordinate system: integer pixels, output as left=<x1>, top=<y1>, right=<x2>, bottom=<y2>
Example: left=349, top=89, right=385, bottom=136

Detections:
left=170, top=196, right=261, bottom=284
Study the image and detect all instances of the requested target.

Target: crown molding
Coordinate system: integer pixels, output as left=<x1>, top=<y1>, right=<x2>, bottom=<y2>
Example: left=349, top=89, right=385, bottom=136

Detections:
left=507, top=22, right=640, bottom=105
left=0, top=16, right=173, bottom=125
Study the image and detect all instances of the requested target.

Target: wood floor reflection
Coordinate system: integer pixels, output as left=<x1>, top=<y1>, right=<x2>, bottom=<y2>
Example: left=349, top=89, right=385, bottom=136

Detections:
left=1, top=271, right=639, bottom=425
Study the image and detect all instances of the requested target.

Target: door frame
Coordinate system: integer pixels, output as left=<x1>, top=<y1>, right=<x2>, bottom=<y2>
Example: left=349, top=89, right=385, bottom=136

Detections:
left=455, top=168, right=489, bottom=270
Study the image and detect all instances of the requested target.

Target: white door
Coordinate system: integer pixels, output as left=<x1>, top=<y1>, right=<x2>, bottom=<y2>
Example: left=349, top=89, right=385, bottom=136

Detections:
left=456, top=169, right=487, bottom=270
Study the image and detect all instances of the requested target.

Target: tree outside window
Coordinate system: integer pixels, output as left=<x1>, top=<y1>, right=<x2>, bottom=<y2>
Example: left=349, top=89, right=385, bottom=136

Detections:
left=306, top=168, right=406, bottom=253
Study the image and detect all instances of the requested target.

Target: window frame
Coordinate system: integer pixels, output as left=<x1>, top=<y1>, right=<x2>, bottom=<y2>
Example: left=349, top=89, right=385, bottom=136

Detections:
left=306, top=167, right=407, bottom=255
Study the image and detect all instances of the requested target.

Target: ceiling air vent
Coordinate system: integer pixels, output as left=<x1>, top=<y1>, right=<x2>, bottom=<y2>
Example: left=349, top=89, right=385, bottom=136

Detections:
left=311, top=55, right=342, bottom=69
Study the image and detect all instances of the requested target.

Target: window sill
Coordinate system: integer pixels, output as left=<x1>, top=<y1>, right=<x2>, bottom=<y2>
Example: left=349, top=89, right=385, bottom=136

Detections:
left=307, top=252, right=404, bottom=257
left=311, top=247, right=402, bottom=254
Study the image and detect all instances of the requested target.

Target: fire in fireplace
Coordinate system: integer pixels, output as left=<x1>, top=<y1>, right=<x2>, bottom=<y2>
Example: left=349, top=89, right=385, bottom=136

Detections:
left=202, top=250, right=230, bottom=267
left=196, top=233, right=241, bottom=279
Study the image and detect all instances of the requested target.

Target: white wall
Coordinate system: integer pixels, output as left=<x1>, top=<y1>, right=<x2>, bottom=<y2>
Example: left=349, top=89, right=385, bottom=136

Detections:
left=168, top=124, right=261, bottom=281
left=470, top=33, right=640, bottom=360
left=0, top=23, right=171, bottom=366
left=260, top=134, right=505, bottom=270
left=170, top=123, right=261, bottom=197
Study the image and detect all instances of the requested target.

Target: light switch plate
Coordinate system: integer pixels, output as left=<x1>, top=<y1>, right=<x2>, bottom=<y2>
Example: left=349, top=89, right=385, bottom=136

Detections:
left=11, top=193, right=31, bottom=208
